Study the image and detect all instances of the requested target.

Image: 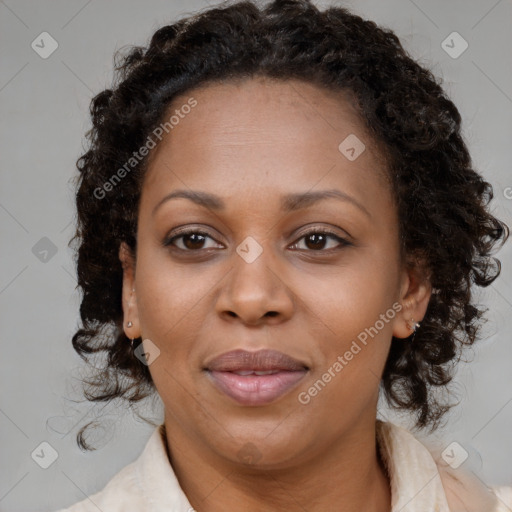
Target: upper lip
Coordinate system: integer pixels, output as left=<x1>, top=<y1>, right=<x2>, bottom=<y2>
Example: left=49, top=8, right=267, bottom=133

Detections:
left=204, top=349, right=308, bottom=372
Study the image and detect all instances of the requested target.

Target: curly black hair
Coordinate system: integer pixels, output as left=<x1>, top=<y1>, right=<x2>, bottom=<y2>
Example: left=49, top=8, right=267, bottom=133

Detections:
left=70, top=0, right=509, bottom=450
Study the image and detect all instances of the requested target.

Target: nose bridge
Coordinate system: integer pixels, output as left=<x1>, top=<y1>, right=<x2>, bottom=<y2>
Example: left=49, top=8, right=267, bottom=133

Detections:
left=231, top=234, right=279, bottom=300
left=216, top=233, right=293, bottom=323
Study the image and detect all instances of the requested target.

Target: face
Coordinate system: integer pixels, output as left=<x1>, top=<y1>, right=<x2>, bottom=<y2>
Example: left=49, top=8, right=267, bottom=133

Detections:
left=119, top=76, right=431, bottom=469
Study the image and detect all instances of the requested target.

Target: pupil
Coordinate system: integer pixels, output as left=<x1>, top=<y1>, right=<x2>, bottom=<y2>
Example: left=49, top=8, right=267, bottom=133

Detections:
left=306, top=233, right=326, bottom=250
left=184, top=233, right=205, bottom=249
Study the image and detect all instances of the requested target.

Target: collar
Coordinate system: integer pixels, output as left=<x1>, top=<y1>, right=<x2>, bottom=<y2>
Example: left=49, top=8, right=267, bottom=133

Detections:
left=135, top=423, right=194, bottom=511
left=376, top=419, right=451, bottom=511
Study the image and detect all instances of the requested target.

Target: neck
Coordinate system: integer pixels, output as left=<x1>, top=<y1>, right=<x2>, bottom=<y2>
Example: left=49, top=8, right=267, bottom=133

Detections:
left=163, top=415, right=392, bottom=512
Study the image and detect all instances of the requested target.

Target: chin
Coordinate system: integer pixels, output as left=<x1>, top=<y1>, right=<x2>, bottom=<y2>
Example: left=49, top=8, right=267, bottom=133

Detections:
left=207, top=420, right=312, bottom=469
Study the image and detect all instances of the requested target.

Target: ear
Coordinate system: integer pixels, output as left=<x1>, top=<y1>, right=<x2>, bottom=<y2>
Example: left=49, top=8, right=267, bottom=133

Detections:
left=119, top=241, right=141, bottom=340
left=392, top=253, right=432, bottom=339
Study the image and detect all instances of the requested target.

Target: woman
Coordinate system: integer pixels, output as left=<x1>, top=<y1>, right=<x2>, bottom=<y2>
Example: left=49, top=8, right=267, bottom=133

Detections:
left=56, top=0, right=511, bottom=510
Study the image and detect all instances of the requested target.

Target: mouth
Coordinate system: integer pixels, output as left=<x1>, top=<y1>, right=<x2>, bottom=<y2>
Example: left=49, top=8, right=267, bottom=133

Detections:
left=204, top=349, right=309, bottom=406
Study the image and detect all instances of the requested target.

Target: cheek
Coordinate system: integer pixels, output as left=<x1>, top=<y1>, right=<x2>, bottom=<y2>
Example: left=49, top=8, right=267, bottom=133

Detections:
left=298, top=252, right=398, bottom=336
left=297, top=246, right=399, bottom=389
left=134, top=246, right=219, bottom=349
left=296, top=276, right=395, bottom=423
left=133, top=252, right=212, bottom=405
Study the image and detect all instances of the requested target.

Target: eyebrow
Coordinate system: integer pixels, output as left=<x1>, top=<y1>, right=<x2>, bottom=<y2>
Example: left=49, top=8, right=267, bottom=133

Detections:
left=152, top=188, right=371, bottom=218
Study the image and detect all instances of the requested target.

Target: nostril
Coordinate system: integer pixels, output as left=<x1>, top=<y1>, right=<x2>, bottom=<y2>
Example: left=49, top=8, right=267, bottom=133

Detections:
left=265, top=311, right=278, bottom=317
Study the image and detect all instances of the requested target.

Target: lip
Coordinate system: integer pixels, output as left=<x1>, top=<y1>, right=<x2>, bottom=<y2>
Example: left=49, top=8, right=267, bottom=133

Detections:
left=204, top=349, right=309, bottom=406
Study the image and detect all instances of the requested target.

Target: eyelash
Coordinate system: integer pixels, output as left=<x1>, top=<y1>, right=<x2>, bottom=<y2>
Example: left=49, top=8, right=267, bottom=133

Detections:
left=162, top=227, right=351, bottom=253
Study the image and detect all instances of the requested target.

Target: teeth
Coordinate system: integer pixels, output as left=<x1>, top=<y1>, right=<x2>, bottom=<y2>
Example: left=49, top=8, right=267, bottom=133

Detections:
left=232, top=370, right=280, bottom=376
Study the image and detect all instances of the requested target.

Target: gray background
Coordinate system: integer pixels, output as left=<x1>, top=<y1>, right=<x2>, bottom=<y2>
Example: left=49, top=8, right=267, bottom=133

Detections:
left=1, top=0, right=511, bottom=510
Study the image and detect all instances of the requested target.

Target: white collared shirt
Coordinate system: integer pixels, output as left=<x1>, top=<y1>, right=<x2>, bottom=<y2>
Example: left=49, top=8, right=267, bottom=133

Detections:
left=54, top=420, right=512, bottom=512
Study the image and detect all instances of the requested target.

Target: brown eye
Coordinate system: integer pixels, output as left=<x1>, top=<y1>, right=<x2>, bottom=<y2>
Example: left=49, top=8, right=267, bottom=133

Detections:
left=290, top=229, right=350, bottom=252
left=163, top=230, right=222, bottom=251
left=304, top=233, right=328, bottom=250
left=180, top=233, right=208, bottom=250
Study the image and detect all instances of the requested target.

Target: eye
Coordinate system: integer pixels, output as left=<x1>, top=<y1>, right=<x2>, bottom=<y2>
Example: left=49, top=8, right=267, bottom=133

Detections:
left=289, top=228, right=351, bottom=252
left=163, top=229, right=223, bottom=251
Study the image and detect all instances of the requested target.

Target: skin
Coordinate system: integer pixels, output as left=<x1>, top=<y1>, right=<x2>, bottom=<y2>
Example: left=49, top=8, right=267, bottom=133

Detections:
left=118, top=76, right=431, bottom=512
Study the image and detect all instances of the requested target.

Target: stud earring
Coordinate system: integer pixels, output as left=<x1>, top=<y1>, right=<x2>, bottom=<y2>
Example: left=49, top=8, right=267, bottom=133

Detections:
left=407, top=318, right=421, bottom=332
left=127, top=321, right=133, bottom=328
left=407, top=318, right=420, bottom=341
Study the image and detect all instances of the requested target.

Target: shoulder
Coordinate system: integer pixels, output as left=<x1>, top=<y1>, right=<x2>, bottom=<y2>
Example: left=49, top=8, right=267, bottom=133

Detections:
left=53, top=424, right=193, bottom=512
left=376, top=420, right=511, bottom=512
left=52, top=426, right=163, bottom=512
left=53, top=460, right=144, bottom=512
left=437, top=464, right=512, bottom=512
left=403, top=422, right=512, bottom=512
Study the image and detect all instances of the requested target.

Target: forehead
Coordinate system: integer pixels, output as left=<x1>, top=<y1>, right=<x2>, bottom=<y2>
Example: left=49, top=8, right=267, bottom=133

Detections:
left=141, top=77, right=391, bottom=214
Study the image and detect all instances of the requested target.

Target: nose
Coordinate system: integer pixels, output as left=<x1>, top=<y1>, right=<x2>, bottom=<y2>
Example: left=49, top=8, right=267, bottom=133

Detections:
left=215, top=246, right=294, bottom=326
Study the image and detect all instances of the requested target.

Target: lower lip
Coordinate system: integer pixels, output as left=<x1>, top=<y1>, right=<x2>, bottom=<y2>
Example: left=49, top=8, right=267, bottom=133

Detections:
left=207, top=370, right=308, bottom=406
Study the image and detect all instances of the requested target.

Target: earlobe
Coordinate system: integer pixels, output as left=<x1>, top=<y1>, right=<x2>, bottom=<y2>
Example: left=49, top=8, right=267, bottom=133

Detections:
left=392, top=297, right=424, bottom=340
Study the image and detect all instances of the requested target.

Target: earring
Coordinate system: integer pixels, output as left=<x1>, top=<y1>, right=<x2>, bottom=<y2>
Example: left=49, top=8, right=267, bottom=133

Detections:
left=407, top=318, right=421, bottom=332
left=407, top=318, right=420, bottom=341
left=126, top=321, right=134, bottom=348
